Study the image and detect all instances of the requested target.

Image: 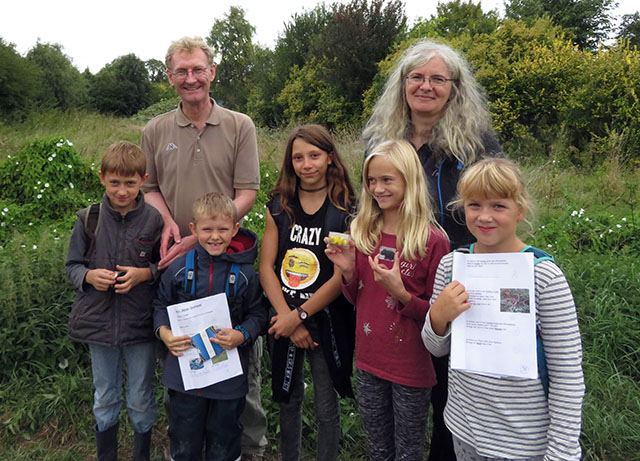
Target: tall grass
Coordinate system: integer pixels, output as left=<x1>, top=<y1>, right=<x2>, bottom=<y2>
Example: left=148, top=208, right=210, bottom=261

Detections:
left=1, top=109, right=639, bottom=459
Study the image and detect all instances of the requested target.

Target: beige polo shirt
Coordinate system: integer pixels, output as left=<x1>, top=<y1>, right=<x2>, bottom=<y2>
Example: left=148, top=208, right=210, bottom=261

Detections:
left=141, top=100, right=260, bottom=236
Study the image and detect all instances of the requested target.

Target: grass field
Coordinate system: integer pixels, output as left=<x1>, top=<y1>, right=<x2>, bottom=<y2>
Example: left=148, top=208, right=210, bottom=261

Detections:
left=0, top=109, right=638, bottom=460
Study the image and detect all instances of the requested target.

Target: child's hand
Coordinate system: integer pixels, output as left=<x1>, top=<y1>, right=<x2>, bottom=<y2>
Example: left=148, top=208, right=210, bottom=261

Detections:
left=290, top=324, right=315, bottom=350
left=113, top=265, right=151, bottom=294
left=85, top=269, right=117, bottom=291
left=158, top=326, right=192, bottom=357
left=324, top=237, right=356, bottom=281
left=367, top=253, right=411, bottom=305
left=268, top=310, right=301, bottom=339
left=430, top=281, right=471, bottom=336
left=210, top=328, right=244, bottom=350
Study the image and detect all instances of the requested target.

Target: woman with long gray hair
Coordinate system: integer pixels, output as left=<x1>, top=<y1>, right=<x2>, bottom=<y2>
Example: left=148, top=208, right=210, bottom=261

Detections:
left=362, top=39, right=502, bottom=460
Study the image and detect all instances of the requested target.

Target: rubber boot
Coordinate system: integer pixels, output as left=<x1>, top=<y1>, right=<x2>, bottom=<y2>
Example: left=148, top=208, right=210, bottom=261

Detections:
left=133, top=429, right=152, bottom=461
left=96, top=422, right=118, bottom=461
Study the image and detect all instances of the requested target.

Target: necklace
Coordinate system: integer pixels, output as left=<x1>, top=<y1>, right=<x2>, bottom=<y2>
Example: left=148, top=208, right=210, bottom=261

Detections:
left=299, top=184, right=328, bottom=192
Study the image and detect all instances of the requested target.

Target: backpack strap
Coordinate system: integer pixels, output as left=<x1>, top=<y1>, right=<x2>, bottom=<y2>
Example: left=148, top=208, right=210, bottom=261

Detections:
left=225, top=263, right=241, bottom=307
left=520, top=245, right=554, bottom=398
left=184, top=249, right=197, bottom=298
left=520, top=245, right=555, bottom=265
left=83, top=203, right=102, bottom=265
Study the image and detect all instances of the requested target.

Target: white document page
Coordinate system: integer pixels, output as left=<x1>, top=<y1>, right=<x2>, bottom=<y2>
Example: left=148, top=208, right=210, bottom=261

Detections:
left=167, top=293, right=243, bottom=390
left=450, top=251, right=537, bottom=379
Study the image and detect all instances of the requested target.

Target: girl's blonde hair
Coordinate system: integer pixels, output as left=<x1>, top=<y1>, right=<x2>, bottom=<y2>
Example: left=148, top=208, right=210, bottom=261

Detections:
left=453, top=158, right=530, bottom=216
left=362, top=39, right=492, bottom=165
left=351, top=140, right=442, bottom=261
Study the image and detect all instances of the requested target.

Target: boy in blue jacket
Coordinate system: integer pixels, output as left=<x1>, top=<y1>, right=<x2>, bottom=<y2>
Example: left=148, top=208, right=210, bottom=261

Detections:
left=66, top=141, right=163, bottom=461
left=154, top=192, right=266, bottom=461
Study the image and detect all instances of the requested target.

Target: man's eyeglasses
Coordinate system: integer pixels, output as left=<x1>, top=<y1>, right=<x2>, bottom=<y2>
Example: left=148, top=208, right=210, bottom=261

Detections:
left=405, top=74, right=454, bottom=87
left=170, top=67, right=209, bottom=79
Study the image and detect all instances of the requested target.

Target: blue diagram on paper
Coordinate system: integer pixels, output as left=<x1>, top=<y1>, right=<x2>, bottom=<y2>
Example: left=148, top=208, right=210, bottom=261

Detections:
left=191, top=327, right=224, bottom=361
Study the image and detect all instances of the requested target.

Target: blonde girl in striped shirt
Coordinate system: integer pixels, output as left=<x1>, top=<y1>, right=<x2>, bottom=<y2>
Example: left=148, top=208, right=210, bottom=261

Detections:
left=422, top=158, right=584, bottom=460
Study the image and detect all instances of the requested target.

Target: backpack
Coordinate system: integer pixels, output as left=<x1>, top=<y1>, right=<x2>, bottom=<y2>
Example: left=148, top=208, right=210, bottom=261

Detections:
left=183, top=248, right=241, bottom=312
left=454, top=244, right=554, bottom=397
left=82, top=203, right=102, bottom=265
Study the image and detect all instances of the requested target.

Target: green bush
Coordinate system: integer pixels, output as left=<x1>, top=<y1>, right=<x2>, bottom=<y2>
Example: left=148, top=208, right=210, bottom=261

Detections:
left=0, top=137, right=101, bottom=239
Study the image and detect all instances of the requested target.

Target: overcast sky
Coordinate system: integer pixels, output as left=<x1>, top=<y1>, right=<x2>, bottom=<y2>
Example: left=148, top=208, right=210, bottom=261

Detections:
left=2, top=0, right=637, bottom=73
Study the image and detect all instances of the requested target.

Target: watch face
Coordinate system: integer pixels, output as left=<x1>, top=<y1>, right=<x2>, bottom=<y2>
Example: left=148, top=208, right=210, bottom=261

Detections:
left=298, top=308, right=308, bottom=320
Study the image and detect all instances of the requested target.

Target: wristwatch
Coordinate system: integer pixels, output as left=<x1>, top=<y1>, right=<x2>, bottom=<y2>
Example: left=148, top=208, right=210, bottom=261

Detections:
left=296, top=306, right=308, bottom=321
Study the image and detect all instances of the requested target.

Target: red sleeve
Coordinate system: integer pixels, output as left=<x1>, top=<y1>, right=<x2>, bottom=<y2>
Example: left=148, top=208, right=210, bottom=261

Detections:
left=397, top=228, right=450, bottom=321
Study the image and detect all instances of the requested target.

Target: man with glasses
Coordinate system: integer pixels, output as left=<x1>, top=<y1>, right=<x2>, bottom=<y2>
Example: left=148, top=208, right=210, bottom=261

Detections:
left=142, top=36, right=267, bottom=461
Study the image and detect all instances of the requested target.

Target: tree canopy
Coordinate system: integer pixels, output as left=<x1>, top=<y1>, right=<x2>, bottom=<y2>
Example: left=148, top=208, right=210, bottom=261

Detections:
left=26, top=42, right=88, bottom=110
left=504, top=0, right=616, bottom=48
left=207, top=6, right=256, bottom=110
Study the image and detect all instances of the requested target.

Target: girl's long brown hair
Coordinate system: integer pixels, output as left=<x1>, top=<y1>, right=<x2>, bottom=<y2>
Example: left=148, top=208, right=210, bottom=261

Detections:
left=270, top=124, right=356, bottom=225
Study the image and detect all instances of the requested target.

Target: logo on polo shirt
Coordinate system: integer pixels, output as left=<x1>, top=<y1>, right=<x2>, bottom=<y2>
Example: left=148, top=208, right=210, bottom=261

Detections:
left=165, top=142, right=178, bottom=151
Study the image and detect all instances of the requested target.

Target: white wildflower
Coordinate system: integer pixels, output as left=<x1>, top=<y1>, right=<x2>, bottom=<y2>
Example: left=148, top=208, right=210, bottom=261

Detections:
left=67, top=140, right=73, bottom=146
left=58, top=359, right=69, bottom=369
left=616, top=224, right=622, bottom=228
left=67, top=164, right=73, bottom=169
left=44, top=183, right=49, bottom=188
left=547, top=244, right=552, bottom=248
left=56, top=143, right=62, bottom=147
left=571, top=210, right=578, bottom=216
left=52, top=153, right=56, bottom=158
left=37, top=194, right=42, bottom=199
left=32, top=245, right=37, bottom=250
left=622, top=217, right=627, bottom=222
left=69, top=182, right=74, bottom=189
left=2, top=208, right=6, bottom=213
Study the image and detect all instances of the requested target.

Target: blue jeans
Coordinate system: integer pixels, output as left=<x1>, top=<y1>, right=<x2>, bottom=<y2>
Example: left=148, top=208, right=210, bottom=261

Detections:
left=279, top=345, right=340, bottom=461
left=89, top=342, right=157, bottom=433
left=168, top=389, right=245, bottom=461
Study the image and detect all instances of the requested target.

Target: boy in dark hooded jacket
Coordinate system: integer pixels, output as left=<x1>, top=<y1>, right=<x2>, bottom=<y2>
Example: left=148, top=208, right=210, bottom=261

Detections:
left=66, top=141, right=163, bottom=461
left=154, top=192, right=266, bottom=461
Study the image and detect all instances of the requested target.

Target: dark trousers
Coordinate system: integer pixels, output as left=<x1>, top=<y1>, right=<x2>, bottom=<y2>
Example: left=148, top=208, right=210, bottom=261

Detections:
left=168, top=389, right=245, bottom=461
left=428, top=354, right=456, bottom=460
left=356, top=369, right=431, bottom=461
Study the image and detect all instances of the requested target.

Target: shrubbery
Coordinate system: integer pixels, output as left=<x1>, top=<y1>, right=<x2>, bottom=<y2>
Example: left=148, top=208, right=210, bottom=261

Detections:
left=0, top=137, right=101, bottom=244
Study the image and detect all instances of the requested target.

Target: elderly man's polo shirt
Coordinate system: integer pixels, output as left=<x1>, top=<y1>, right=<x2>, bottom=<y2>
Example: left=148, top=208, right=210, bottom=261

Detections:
left=142, top=100, right=260, bottom=236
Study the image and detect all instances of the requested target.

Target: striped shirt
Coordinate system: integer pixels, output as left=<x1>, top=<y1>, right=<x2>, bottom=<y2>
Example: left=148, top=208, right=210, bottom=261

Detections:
left=422, top=252, right=584, bottom=460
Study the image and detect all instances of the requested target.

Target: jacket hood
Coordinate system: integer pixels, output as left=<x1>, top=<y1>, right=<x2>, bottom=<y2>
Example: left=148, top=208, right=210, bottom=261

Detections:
left=193, top=227, right=258, bottom=266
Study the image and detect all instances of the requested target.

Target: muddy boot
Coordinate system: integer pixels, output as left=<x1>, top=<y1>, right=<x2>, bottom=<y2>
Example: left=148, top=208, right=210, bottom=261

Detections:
left=133, top=429, right=152, bottom=461
left=96, top=423, right=118, bottom=461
